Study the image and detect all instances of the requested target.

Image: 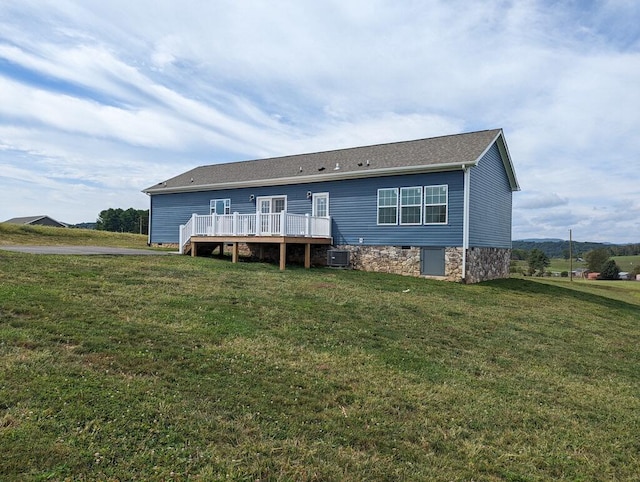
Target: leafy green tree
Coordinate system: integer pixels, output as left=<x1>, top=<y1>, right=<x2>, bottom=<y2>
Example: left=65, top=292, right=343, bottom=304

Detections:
left=97, top=208, right=149, bottom=234
left=585, top=248, right=611, bottom=272
left=598, top=259, right=620, bottom=280
left=97, top=208, right=124, bottom=232
left=527, top=248, right=550, bottom=276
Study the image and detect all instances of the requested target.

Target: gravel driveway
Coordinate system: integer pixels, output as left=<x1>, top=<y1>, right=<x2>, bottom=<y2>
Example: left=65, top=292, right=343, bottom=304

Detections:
left=0, top=245, right=175, bottom=255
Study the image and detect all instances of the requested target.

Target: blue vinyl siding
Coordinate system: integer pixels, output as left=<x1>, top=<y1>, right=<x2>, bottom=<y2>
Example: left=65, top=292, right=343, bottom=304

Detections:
left=150, top=171, right=464, bottom=246
left=328, top=172, right=463, bottom=246
left=468, top=144, right=513, bottom=248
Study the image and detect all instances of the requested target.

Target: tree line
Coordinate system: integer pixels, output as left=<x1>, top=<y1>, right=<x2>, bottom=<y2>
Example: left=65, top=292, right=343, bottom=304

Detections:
left=512, top=240, right=640, bottom=259
left=96, top=208, right=149, bottom=235
left=520, top=247, right=639, bottom=280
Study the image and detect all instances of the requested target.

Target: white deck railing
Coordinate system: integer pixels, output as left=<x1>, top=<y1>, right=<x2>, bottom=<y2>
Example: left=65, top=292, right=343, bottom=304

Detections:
left=179, top=212, right=331, bottom=254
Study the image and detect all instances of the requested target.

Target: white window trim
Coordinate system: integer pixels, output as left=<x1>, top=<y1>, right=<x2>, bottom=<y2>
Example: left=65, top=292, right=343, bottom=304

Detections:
left=312, top=192, right=329, bottom=217
left=424, top=184, right=448, bottom=225
left=377, top=188, right=399, bottom=225
left=210, top=198, right=231, bottom=215
left=400, top=186, right=423, bottom=225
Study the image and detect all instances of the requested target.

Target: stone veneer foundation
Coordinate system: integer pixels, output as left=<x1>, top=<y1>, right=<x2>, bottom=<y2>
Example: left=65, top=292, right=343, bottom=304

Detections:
left=336, top=245, right=510, bottom=283
left=160, top=240, right=510, bottom=283
left=463, top=247, right=511, bottom=284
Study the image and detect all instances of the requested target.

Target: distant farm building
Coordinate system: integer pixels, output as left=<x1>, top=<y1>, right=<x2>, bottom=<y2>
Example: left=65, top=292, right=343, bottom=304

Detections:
left=3, top=215, right=68, bottom=228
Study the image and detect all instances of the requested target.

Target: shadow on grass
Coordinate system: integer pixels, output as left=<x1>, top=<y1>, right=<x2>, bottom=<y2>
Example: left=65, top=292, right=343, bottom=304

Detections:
left=482, top=278, right=639, bottom=315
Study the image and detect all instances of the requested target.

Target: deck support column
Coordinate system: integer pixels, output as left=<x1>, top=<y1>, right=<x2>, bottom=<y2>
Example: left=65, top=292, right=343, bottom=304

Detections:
left=191, top=242, right=197, bottom=257
left=279, top=242, right=287, bottom=271
left=304, top=243, right=311, bottom=269
left=232, top=242, right=239, bottom=263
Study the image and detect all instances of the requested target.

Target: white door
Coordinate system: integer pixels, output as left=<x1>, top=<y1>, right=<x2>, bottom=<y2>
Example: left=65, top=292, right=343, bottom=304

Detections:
left=312, top=193, right=329, bottom=217
left=258, top=196, right=286, bottom=234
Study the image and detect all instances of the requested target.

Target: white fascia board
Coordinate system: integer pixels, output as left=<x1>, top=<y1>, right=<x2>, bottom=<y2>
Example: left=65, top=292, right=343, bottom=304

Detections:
left=474, top=130, right=521, bottom=192
left=142, top=161, right=474, bottom=195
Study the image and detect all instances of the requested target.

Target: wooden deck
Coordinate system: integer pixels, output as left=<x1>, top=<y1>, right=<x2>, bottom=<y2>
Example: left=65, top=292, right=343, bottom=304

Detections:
left=186, top=235, right=333, bottom=270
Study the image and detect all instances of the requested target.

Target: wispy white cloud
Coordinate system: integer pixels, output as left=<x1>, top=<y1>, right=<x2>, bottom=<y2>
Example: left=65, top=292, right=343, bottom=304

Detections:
left=0, top=0, right=638, bottom=243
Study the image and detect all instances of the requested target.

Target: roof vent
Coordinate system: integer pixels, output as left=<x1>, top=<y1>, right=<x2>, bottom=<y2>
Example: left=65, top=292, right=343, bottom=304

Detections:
left=190, top=177, right=194, bottom=183
left=334, top=163, right=340, bottom=170
left=357, top=162, right=363, bottom=166
left=366, top=159, right=370, bottom=166
left=299, top=166, right=303, bottom=172
left=318, top=167, right=325, bottom=171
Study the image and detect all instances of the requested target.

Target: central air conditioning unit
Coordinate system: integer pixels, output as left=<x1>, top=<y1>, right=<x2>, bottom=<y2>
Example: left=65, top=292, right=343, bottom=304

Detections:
left=327, top=249, right=350, bottom=268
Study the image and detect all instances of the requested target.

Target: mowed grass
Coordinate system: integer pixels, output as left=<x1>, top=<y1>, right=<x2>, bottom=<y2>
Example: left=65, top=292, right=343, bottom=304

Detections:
left=0, top=234, right=639, bottom=480
left=527, top=276, right=640, bottom=307
left=0, top=223, right=150, bottom=248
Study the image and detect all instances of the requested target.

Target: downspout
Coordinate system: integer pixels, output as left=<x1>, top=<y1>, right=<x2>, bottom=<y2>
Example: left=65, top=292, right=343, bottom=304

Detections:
left=147, top=194, right=152, bottom=246
left=462, top=165, right=470, bottom=282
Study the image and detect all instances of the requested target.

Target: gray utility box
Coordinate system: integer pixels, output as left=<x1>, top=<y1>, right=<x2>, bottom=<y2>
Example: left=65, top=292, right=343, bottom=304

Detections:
left=327, top=249, right=350, bottom=268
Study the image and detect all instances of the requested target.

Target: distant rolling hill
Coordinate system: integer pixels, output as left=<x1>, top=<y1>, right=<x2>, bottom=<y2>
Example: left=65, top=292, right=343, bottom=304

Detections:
left=512, top=239, right=639, bottom=258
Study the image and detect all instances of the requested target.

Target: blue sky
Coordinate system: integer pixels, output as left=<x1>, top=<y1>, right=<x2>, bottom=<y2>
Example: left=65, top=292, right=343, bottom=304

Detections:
left=1, top=0, right=638, bottom=243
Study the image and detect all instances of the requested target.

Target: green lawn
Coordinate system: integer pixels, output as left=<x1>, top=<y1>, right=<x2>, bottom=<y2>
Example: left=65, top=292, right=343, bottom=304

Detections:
left=0, top=223, right=150, bottom=248
left=1, top=232, right=639, bottom=480
left=526, top=276, right=640, bottom=306
left=516, top=254, right=640, bottom=275
left=613, top=255, right=640, bottom=274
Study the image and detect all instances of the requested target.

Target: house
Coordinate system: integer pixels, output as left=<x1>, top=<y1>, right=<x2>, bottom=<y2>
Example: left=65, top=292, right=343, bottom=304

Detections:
left=143, top=128, right=519, bottom=283
left=3, top=215, right=67, bottom=228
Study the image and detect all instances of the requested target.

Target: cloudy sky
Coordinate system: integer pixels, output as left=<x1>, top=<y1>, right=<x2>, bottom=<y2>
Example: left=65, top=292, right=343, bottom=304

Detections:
left=1, top=0, right=638, bottom=243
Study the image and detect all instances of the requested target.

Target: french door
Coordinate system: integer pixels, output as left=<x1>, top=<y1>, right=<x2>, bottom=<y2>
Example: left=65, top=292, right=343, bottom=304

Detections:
left=257, top=196, right=286, bottom=234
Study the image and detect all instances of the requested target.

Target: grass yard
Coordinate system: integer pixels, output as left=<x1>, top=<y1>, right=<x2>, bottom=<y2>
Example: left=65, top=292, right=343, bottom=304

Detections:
left=613, top=255, right=640, bottom=274
left=514, top=255, right=640, bottom=276
left=0, top=230, right=639, bottom=480
left=0, top=223, right=150, bottom=248
left=527, top=276, right=640, bottom=307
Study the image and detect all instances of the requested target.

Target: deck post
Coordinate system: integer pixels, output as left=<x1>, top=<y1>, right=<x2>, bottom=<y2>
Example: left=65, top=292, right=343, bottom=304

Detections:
left=256, top=212, right=261, bottom=236
left=191, top=241, right=197, bottom=257
left=191, top=213, right=196, bottom=236
left=232, top=242, right=239, bottom=263
left=233, top=212, right=238, bottom=235
left=179, top=225, right=184, bottom=254
left=305, top=213, right=310, bottom=237
left=280, top=211, right=286, bottom=236
left=279, top=242, right=287, bottom=271
left=304, top=243, right=311, bottom=269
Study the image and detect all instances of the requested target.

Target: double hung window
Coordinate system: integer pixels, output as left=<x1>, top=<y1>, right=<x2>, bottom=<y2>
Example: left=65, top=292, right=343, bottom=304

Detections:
left=424, top=185, right=448, bottom=224
left=400, top=187, right=422, bottom=225
left=377, top=188, right=398, bottom=225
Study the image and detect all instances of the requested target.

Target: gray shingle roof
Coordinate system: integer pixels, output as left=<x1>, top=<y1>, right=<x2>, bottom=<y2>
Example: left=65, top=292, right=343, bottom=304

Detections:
left=3, top=215, right=67, bottom=227
left=144, top=128, right=518, bottom=193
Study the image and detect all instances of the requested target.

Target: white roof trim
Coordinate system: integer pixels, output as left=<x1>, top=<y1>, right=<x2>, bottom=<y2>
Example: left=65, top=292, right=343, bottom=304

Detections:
left=473, top=130, right=520, bottom=191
